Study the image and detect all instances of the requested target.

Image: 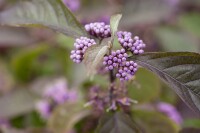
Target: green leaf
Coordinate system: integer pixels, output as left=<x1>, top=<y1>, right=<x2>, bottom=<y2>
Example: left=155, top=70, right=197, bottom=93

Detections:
left=96, top=112, right=142, bottom=133
left=48, top=103, right=90, bottom=133
left=179, top=13, right=200, bottom=38
left=132, top=110, right=179, bottom=133
left=83, top=44, right=109, bottom=76
left=0, top=0, right=88, bottom=38
left=154, top=26, right=199, bottom=52
left=25, top=111, right=46, bottom=128
left=129, top=52, right=200, bottom=115
left=183, top=119, right=200, bottom=128
left=159, top=82, right=178, bottom=104
left=11, top=45, right=48, bottom=82
left=0, top=89, right=38, bottom=118
left=56, top=33, right=75, bottom=49
left=179, top=128, right=200, bottom=133
left=128, top=68, right=161, bottom=103
left=110, top=14, right=122, bottom=40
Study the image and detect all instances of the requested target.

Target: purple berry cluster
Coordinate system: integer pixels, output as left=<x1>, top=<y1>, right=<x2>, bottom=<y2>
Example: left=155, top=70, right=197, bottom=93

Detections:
left=69, top=21, right=146, bottom=82
left=43, top=78, right=75, bottom=104
left=116, top=61, right=138, bottom=81
left=101, top=30, right=146, bottom=81
left=103, top=49, right=138, bottom=81
left=103, top=49, right=128, bottom=71
left=85, top=22, right=111, bottom=38
left=36, top=78, right=78, bottom=119
left=70, top=37, right=96, bottom=63
left=117, top=31, right=146, bottom=55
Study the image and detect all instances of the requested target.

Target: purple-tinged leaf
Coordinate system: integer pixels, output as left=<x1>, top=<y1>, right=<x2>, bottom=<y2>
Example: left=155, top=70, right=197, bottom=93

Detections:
left=130, top=52, right=200, bottom=115
left=0, top=0, right=88, bottom=38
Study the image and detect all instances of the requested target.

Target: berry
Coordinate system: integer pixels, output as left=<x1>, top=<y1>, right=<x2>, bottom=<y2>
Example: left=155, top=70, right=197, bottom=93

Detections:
left=36, top=78, right=79, bottom=119
left=44, top=79, right=78, bottom=104
left=103, top=49, right=128, bottom=70
left=85, top=22, right=111, bottom=38
left=35, top=100, right=51, bottom=119
left=70, top=37, right=96, bottom=63
left=117, top=31, right=132, bottom=49
left=43, top=79, right=68, bottom=104
left=116, top=61, right=138, bottom=81
left=117, top=31, right=146, bottom=55
left=131, top=36, right=146, bottom=54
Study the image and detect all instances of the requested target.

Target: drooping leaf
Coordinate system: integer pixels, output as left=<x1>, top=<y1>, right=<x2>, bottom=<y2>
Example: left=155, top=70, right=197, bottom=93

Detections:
left=83, top=44, right=109, bottom=76
left=132, top=110, right=179, bottom=133
left=128, top=68, right=161, bottom=103
left=0, top=0, right=88, bottom=38
left=0, top=89, right=38, bottom=118
left=179, top=128, right=200, bottom=133
left=48, top=103, right=90, bottom=133
left=110, top=14, right=122, bottom=40
left=96, top=112, right=142, bottom=133
left=154, top=26, right=199, bottom=52
left=129, top=52, right=200, bottom=115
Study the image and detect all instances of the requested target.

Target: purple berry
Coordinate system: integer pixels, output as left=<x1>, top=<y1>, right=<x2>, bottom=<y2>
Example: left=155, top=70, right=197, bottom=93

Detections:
left=115, top=61, right=138, bottom=81
left=103, top=49, right=128, bottom=70
left=117, top=31, right=146, bottom=55
left=85, top=22, right=111, bottom=38
left=70, top=37, right=96, bottom=63
left=117, top=31, right=132, bottom=49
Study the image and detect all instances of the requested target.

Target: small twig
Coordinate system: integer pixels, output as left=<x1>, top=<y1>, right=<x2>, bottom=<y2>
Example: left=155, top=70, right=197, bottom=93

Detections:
left=107, top=39, right=115, bottom=108
left=108, top=39, right=116, bottom=108
left=109, top=70, right=115, bottom=100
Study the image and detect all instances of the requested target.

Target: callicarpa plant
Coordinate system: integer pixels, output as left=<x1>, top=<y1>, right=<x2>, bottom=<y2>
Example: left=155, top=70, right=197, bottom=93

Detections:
left=0, top=0, right=200, bottom=133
